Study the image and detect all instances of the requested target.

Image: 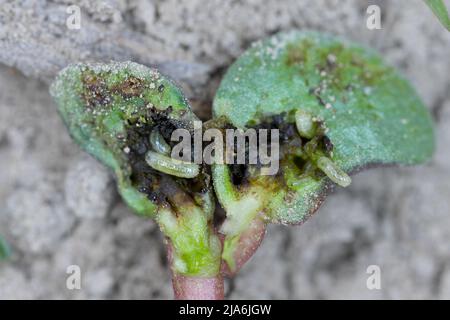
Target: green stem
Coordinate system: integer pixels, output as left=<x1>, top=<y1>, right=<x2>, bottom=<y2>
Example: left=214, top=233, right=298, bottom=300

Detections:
left=212, top=164, right=268, bottom=273
left=0, top=236, right=11, bottom=260
left=157, top=207, right=222, bottom=277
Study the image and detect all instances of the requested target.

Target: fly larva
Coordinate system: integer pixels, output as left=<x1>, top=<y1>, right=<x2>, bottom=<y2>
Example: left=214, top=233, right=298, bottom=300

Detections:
left=149, top=128, right=172, bottom=155
left=316, top=156, right=351, bottom=187
left=295, top=110, right=317, bottom=139
left=145, top=150, right=199, bottom=178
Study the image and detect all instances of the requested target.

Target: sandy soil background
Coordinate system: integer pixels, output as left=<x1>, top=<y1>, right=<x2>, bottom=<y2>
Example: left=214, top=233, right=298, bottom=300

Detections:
left=0, top=0, right=450, bottom=299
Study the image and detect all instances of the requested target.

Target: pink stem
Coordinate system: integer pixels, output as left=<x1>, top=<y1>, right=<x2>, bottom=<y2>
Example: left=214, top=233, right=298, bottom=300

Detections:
left=221, top=218, right=267, bottom=276
left=172, top=273, right=224, bottom=300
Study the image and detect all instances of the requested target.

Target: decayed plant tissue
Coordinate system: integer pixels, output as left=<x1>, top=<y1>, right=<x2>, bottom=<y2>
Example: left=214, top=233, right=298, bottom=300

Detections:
left=0, top=0, right=449, bottom=300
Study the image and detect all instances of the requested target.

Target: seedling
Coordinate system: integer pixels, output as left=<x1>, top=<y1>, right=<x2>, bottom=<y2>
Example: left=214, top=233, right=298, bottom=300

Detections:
left=425, top=0, right=450, bottom=31
left=51, top=31, right=434, bottom=299
left=0, top=236, right=10, bottom=261
left=51, top=63, right=221, bottom=299
left=212, top=31, right=434, bottom=274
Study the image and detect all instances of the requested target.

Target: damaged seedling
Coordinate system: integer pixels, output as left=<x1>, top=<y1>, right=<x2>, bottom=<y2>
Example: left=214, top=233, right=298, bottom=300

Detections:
left=212, top=31, right=434, bottom=275
left=51, top=31, right=434, bottom=299
left=51, top=62, right=222, bottom=299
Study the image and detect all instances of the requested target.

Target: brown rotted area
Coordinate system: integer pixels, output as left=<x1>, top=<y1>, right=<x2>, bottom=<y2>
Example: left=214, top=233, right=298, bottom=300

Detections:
left=228, top=112, right=333, bottom=187
left=124, top=107, right=209, bottom=206
left=227, top=113, right=298, bottom=186
left=125, top=114, right=162, bottom=203
left=81, top=72, right=111, bottom=108
left=82, top=72, right=147, bottom=108
left=111, top=76, right=145, bottom=98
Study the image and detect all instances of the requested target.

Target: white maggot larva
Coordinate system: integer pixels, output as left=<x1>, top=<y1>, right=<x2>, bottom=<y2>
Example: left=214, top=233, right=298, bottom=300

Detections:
left=149, top=128, right=172, bottom=155
left=295, top=110, right=317, bottom=139
left=316, top=156, right=351, bottom=187
left=145, top=150, right=199, bottom=178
